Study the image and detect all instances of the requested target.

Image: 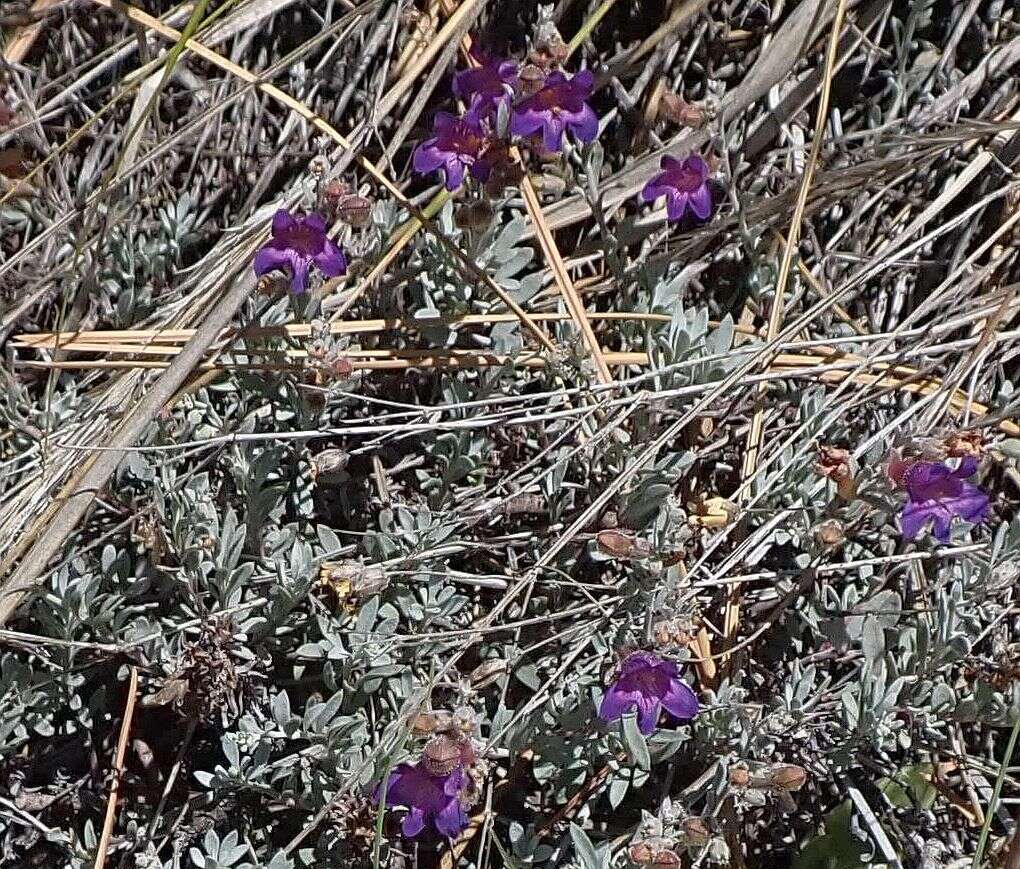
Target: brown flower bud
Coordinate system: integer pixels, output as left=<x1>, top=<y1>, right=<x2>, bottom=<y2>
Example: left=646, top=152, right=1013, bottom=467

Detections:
left=678, top=816, right=712, bottom=847
left=518, top=63, right=547, bottom=96
left=658, top=91, right=708, bottom=128
left=944, top=430, right=983, bottom=458
left=469, top=659, right=508, bottom=688
left=311, top=448, right=350, bottom=479
left=814, top=445, right=857, bottom=500
left=455, top=198, right=495, bottom=230
left=814, top=519, right=846, bottom=548
left=597, top=529, right=652, bottom=560
left=409, top=710, right=454, bottom=736
left=422, top=734, right=464, bottom=776
left=649, top=850, right=682, bottom=869
left=629, top=839, right=676, bottom=867
left=768, top=764, right=808, bottom=792
left=729, top=765, right=751, bottom=788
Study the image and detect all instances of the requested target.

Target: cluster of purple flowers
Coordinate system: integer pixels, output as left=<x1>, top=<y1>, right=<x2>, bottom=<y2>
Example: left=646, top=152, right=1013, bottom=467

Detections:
left=413, top=49, right=599, bottom=193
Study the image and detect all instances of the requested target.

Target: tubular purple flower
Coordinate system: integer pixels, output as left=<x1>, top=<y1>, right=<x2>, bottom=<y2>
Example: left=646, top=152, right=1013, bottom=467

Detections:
left=900, top=457, right=989, bottom=543
left=598, top=651, right=699, bottom=735
left=374, top=762, right=470, bottom=839
left=253, top=210, right=347, bottom=293
left=453, top=49, right=518, bottom=119
left=510, top=69, right=598, bottom=152
left=640, top=155, right=713, bottom=222
left=413, top=111, right=487, bottom=191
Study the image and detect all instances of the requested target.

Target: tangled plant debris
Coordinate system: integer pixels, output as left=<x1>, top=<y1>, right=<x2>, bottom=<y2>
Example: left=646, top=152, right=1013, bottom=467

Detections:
left=1, top=1, right=1020, bottom=868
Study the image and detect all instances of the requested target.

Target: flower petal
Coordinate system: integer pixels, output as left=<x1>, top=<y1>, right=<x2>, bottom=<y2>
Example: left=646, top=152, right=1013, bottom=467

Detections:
left=510, top=108, right=546, bottom=138
left=314, top=239, right=347, bottom=277
left=571, top=69, right=594, bottom=94
left=288, top=252, right=312, bottom=293
left=953, top=455, right=979, bottom=478
left=414, top=139, right=446, bottom=175
left=435, top=798, right=468, bottom=838
left=661, top=679, right=699, bottom=721
left=443, top=157, right=467, bottom=190
left=665, top=191, right=689, bottom=221
left=567, top=104, right=599, bottom=143
left=598, top=686, right=643, bottom=722
left=401, top=807, right=426, bottom=838
left=950, top=483, right=989, bottom=523
left=272, top=209, right=297, bottom=235
left=688, top=184, right=713, bottom=220
left=541, top=116, right=565, bottom=152
left=635, top=695, right=661, bottom=735
left=641, top=175, right=672, bottom=203
left=253, top=242, right=292, bottom=278
left=303, top=212, right=327, bottom=233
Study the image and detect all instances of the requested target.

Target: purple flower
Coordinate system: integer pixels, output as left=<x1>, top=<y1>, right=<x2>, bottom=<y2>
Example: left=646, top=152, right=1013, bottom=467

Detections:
left=510, top=69, right=598, bottom=152
left=598, top=651, right=699, bottom=735
left=253, top=210, right=347, bottom=293
left=900, top=456, right=989, bottom=543
left=454, top=49, right=518, bottom=119
left=375, top=762, right=469, bottom=839
left=413, top=111, right=487, bottom=190
left=641, top=155, right=713, bottom=222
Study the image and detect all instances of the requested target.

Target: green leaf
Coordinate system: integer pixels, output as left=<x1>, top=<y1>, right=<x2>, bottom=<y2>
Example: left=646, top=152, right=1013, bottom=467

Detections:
left=569, top=824, right=603, bottom=869
left=622, top=713, right=651, bottom=770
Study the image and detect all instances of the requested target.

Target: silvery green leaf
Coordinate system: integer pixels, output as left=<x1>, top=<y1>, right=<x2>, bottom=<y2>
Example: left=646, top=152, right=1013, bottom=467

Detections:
left=622, top=713, right=651, bottom=770
left=569, top=824, right=603, bottom=869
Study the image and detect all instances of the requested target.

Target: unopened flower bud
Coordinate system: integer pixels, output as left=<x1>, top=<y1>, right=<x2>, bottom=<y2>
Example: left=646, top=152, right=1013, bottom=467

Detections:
left=469, top=659, right=508, bottom=688
left=944, top=430, right=983, bottom=458
left=518, top=63, right=547, bottom=96
left=658, top=91, right=709, bottom=128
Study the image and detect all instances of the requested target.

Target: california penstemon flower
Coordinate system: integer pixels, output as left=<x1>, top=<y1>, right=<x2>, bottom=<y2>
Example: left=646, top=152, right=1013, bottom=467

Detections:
left=253, top=209, right=347, bottom=292
left=599, top=651, right=699, bottom=735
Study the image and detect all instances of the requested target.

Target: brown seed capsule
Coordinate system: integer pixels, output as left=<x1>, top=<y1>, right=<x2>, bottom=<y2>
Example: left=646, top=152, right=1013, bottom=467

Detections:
left=628, top=839, right=675, bottom=866
left=658, top=91, right=708, bottom=128
left=649, top=849, right=682, bottom=869
left=814, top=519, right=846, bottom=548
left=422, top=734, right=463, bottom=776
left=729, top=765, right=751, bottom=788
left=768, top=764, right=808, bottom=792
left=679, top=816, right=712, bottom=847
left=814, top=445, right=857, bottom=500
